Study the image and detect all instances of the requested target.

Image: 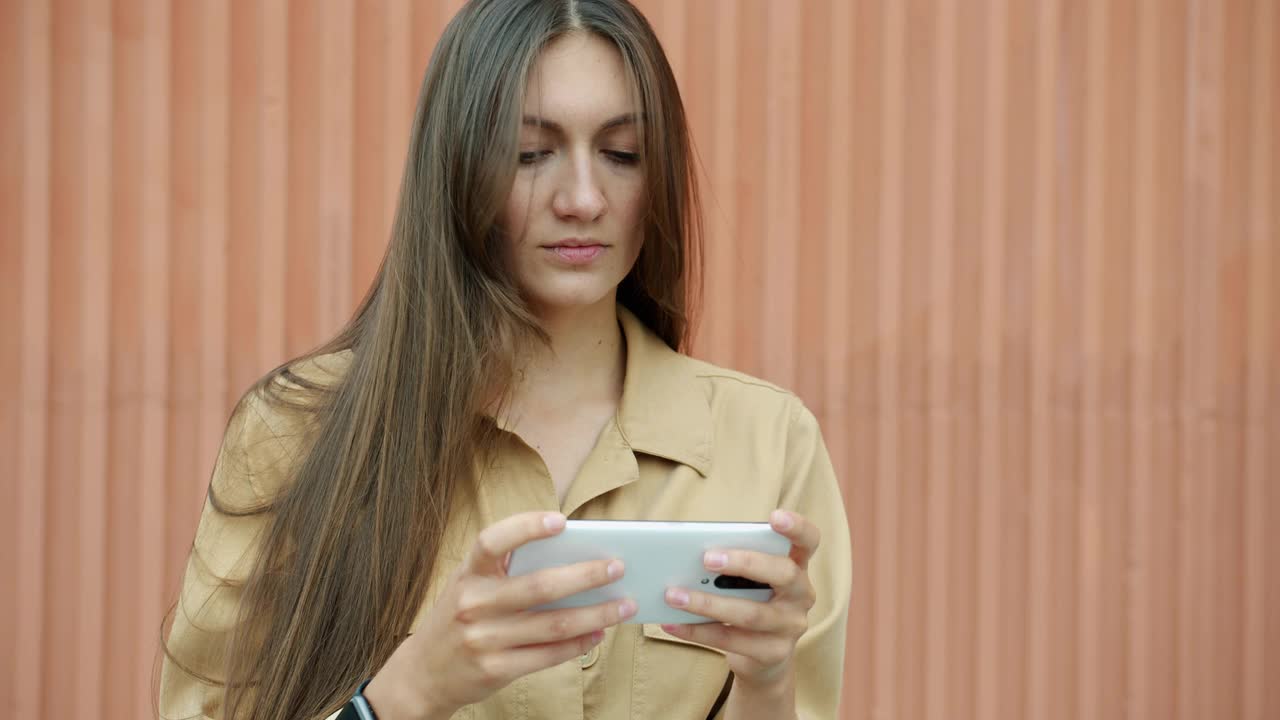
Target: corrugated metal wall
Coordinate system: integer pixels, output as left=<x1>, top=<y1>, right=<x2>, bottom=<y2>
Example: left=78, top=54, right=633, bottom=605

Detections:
left=2, top=1, right=1277, bottom=719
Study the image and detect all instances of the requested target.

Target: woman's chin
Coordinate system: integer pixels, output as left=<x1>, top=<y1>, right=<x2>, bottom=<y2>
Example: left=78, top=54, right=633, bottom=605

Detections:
left=523, top=280, right=620, bottom=316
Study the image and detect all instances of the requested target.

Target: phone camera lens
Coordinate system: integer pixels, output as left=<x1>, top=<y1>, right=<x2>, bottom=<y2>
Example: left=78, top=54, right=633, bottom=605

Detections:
left=712, top=575, right=770, bottom=590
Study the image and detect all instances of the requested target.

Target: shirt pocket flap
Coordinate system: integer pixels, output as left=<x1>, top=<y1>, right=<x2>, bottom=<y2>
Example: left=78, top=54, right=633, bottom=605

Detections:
left=641, top=623, right=727, bottom=655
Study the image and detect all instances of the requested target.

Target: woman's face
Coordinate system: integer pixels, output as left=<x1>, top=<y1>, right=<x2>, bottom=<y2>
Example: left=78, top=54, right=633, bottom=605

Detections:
left=500, top=32, right=646, bottom=315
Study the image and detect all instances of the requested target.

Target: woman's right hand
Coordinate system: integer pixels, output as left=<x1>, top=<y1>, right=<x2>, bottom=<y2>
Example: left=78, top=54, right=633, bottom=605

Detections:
left=363, top=511, right=635, bottom=720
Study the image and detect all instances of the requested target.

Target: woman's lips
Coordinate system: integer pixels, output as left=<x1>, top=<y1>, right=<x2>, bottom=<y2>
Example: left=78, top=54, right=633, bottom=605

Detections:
left=545, top=244, right=606, bottom=264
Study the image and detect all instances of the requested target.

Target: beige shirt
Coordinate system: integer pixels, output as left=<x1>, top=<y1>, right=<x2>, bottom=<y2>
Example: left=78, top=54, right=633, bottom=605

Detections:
left=160, top=307, right=852, bottom=720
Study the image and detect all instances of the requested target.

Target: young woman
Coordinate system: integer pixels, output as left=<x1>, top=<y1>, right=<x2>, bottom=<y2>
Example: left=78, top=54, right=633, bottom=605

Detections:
left=159, top=1, right=851, bottom=718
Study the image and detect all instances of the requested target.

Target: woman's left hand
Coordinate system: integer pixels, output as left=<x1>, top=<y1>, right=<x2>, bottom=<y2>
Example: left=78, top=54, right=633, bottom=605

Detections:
left=660, top=509, right=820, bottom=690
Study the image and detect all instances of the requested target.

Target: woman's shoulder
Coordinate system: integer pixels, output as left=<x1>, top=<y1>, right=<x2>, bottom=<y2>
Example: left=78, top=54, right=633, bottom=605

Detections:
left=680, top=354, right=807, bottom=418
left=267, top=348, right=355, bottom=400
left=653, top=353, right=823, bottom=451
left=684, top=356, right=791, bottom=395
left=214, top=349, right=356, bottom=507
left=250, top=348, right=354, bottom=416
left=623, top=307, right=804, bottom=422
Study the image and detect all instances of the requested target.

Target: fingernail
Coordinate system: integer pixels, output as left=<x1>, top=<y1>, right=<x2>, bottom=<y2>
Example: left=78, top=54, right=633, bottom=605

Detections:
left=607, top=560, right=624, bottom=579
left=661, top=623, right=681, bottom=634
left=591, top=630, right=605, bottom=644
left=543, top=514, right=566, bottom=531
left=666, top=588, right=689, bottom=607
left=704, top=551, right=728, bottom=569
left=772, top=510, right=794, bottom=530
left=618, top=599, right=637, bottom=620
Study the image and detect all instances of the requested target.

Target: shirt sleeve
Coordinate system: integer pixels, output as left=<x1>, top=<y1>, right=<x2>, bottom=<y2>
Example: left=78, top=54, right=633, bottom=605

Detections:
left=158, top=392, right=344, bottom=720
left=778, top=398, right=853, bottom=720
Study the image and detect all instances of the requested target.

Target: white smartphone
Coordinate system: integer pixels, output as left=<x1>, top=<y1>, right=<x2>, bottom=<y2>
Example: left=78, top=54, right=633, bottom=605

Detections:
left=506, top=519, right=791, bottom=625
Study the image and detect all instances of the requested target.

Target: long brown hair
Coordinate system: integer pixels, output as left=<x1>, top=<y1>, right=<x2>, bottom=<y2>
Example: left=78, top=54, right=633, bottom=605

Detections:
left=162, top=1, right=702, bottom=718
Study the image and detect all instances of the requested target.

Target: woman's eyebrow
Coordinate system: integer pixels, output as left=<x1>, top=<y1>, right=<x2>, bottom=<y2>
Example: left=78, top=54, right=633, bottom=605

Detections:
left=521, top=112, right=643, bottom=134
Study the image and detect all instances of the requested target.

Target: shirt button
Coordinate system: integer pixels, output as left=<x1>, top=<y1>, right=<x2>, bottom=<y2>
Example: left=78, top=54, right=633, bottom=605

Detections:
left=579, top=644, right=600, bottom=669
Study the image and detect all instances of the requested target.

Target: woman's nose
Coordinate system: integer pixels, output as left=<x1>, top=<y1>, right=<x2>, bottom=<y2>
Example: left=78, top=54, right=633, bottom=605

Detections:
left=551, top=153, right=607, bottom=222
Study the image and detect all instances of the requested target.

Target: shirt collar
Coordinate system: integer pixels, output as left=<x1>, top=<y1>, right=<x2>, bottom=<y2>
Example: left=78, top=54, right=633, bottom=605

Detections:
left=615, top=305, right=712, bottom=476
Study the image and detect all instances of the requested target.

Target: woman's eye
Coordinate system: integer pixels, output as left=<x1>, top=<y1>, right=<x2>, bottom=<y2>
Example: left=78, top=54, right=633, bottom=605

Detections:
left=519, top=149, right=638, bottom=166
left=603, top=150, right=640, bottom=166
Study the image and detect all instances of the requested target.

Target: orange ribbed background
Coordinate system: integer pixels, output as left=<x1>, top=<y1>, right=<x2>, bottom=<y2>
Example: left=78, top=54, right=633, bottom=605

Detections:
left=2, top=1, right=1278, bottom=719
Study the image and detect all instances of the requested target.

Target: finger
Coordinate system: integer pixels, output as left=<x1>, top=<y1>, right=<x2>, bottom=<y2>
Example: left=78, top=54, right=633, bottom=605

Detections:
left=703, top=550, right=809, bottom=599
left=771, top=510, right=821, bottom=569
left=466, top=512, right=566, bottom=575
left=464, top=598, right=637, bottom=650
left=658, top=623, right=793, bottom=667
left=664, top=588, right=803, bottom=636
left=495, top=558, right=624, bottom=612
left=486, top=630, right=607, bottom=681
left=455, top=558, right=623, bottom=622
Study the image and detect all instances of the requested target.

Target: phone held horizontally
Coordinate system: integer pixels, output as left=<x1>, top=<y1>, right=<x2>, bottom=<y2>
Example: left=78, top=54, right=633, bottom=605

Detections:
left=506, top=519, right=791, bottom=625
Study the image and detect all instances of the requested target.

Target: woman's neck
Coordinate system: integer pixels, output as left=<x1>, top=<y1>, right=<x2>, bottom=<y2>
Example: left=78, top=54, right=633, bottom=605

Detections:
left=504, top=296, right=626, bottom=421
